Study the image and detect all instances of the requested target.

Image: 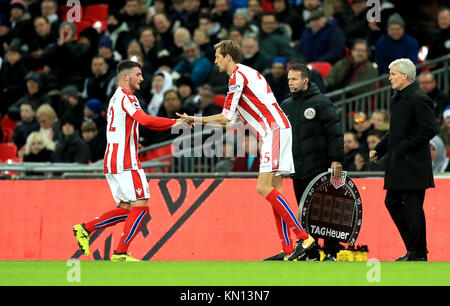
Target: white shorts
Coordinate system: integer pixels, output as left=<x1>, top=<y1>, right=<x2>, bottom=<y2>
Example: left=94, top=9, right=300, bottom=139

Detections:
left=105, top=169, right=150, bottom=203
left=259, top=127, right=295, bottom=176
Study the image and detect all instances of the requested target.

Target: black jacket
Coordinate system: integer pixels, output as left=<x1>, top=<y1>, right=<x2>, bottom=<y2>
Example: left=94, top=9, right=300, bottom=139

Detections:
left=280, top=82, right=344, bottom=179
left=374, top=82, right=438, bottom=190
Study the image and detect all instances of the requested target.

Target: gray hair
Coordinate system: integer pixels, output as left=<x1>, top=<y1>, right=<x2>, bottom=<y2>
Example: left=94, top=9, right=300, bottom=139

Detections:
left=388, top=58, right=416, bottom=81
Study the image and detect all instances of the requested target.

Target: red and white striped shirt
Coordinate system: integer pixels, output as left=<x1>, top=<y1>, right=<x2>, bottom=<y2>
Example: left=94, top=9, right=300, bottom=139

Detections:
left=221, top=64, right=290, bottom=138
left=104, top=87, right=176, bottom=174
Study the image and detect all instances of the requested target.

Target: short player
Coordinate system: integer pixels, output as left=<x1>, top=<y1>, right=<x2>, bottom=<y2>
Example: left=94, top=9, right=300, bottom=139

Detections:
left=178, top=40, right=315, bottom=261
left=73, top=60, right=183, bottom=262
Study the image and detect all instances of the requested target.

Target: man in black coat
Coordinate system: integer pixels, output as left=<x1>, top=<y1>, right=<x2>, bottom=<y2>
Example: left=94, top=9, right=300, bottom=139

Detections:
left=370, top=58, right=438, bottom=261
left=278, top=63, right=344, bottom=261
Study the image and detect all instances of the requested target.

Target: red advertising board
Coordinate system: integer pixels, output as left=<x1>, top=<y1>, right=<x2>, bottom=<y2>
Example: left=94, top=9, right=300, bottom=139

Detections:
left=0, top=178, right=448, bottom=261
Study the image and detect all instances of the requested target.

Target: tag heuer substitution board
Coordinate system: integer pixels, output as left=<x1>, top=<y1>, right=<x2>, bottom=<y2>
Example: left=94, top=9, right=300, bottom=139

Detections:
left=299, top=170, right=362, bottom=244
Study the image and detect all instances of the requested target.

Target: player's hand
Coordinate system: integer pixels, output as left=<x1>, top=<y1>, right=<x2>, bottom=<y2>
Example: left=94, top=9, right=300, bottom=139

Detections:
left=330, top=161, right=342, bottom=178
left=174, top=118, right=193, bottom=128
left=176, top=112, right=195, bottom=124
left=369, top=150, right=378, bottom=162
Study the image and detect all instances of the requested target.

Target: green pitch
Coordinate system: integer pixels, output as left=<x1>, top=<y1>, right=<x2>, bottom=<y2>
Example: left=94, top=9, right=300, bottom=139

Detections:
left=0, top=261, right=449, bottom=286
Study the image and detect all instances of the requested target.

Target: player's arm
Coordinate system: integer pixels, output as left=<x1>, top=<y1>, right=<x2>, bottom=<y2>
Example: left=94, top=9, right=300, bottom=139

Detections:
left=132, top=109, right=178, bottom=131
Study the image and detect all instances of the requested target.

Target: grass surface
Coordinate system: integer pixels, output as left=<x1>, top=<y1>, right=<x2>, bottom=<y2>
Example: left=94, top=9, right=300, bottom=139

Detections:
left=1, top=261, right=449, bottom=286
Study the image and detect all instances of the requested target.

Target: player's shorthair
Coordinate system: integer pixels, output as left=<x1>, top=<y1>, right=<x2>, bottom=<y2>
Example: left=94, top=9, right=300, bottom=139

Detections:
left=214, top=40, right=241, bottom=63
left=116, top=60, right=141, bottom=76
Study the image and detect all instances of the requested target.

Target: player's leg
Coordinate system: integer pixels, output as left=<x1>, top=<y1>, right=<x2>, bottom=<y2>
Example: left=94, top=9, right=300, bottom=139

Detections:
left=112, top=169, right=150, bottom=261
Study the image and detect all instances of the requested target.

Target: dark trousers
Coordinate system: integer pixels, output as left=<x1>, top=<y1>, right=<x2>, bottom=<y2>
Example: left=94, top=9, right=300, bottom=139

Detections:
left=292, top=176, right=341, bottom=256
left=385, top=189, right=428, bottom=256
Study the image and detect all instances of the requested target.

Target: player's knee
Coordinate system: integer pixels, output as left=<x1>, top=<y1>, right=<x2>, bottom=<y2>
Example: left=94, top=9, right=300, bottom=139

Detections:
left=256, top=183, right=270, bottom=197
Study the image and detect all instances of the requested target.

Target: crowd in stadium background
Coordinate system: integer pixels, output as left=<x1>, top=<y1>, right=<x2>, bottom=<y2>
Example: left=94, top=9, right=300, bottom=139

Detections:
left=0, top=0, right=449, bottom=173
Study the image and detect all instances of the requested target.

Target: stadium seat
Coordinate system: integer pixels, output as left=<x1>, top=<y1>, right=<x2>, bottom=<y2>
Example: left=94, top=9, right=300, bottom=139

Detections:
left=83, top=4, right=109, bottom=32
left=447, top=149, right=450, bottom=158
left=1, top=115, right=18, bottom=143
left=139, top=144, right=173, bottom=173
left=214, top=94, right=226, bottom=107
left=0, top=143, right=18, bottom=162
left=308, top=62, right=332, bottom=78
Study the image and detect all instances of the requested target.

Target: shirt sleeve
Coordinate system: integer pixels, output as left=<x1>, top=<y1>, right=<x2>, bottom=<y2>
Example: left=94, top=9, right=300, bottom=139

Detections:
left=132, top=109, right=176, bottom=131
left=222, top=71, right=245, bottom=121
left=121, top=92, right=142, bottom=117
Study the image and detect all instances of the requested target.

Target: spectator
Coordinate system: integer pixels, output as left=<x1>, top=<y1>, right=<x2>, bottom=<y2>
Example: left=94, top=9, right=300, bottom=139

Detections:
left=247, top=0, right=264, bottom=29
left=181, top=0, right=202, bottom=34
left=264, top=57, right=290, bottom=103
left=24, top=15, right=57, bottom=71
left=430, top=135, right=449, bottom=173
left=273, top=0, right=303, bottom=41
left=196, top=86, right=222, bottom=117
left=295, top=0, right=322, bottom=26
left=176, top=76, right=198, bottom=114
left=83, top=98, right=107, bottom=135
left=104, top=11, right=134, bottom=59
left=258, top=12, right=294, bottom=61
left=82, top=55, right=115, bottom=104
left=23, top=131, right=55, bottom=163
left=78, top=27, right=101, bottom=75
left=342, top=131, right=361, bottom=170
left=296, top=10, right=345, bottom=64
left=193, top=27, right=216, bottom=62
left=8, top=0, right=34, bottom=48
left=36, top=103, right=60, bottom=143
left=147, top=70, right=174, bottom=116
left=173, top=40, right=212, bottom=87
left=370, top=109, right=390, bottom=135
left=153, top=13, right=178, bottom=54
left=364, top=129, right=385, bottom=171
left=198, top=12, right=227, bottom=46
left=211, top=0, right=233, bottom=30
left=120, top=0, right=147, bottom=35
left=440, top=106, right=450, bottom=150
left=427, top=6, right=450, bottom=62
left=39, top=21, right=88, bottom=90
left=7, top=72, right=50, bottom=121
left=97, top=35, right=120, bottom=74
left=0, top=45, right=28, bottom=116
left=0, top=14, right=11, bottom=59
left=81, top=121, right=106, bottom=163
left=228, top=26, right=244, bottom=45
left=138, top=26, right=167, bottom=75
left=40, top=0, right=61, bottom=36
left=54, top=113, right=90, bottom=164
left=351, top=110, right=374, bottom=152
left=56, top=85, right=84, bottom=121
left=172, top=27, right=193, bottom=64
left=419, top=71, right=450, bottom=124
left=341, top=0, right=371, bottom=47
left=240, top=35, right=272, bottom=74
left=12, top=101, right=39, bottom=151
left=324, top=39, right=378, bottom=96
left=375, top=13, right=419, bottom=75
left=232, top=8, right=259, bottom=37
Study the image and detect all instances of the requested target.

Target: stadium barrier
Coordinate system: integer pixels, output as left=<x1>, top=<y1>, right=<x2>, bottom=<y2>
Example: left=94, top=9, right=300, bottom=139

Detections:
left=0, top=178, right=448, bottom=261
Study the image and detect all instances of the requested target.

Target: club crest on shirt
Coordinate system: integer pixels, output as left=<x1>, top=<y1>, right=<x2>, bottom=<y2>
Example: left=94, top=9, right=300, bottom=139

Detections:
left=304, top=108, right=316, bottom=120
left=132, top=101, right=141, bottom=109
left=229, top=84, right=240, bottom=92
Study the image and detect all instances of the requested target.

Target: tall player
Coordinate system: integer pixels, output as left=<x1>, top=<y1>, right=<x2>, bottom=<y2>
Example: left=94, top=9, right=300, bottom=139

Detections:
left=177, top=40, right=315, bottom=261
left=73, top=60, right=185, bottom=262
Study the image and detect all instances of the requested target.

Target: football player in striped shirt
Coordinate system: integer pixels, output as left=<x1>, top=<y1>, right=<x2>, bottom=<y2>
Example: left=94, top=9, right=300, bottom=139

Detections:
left=177, top=40, right=315, bottom=261
left=73, top=60, right=186, bottom=262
